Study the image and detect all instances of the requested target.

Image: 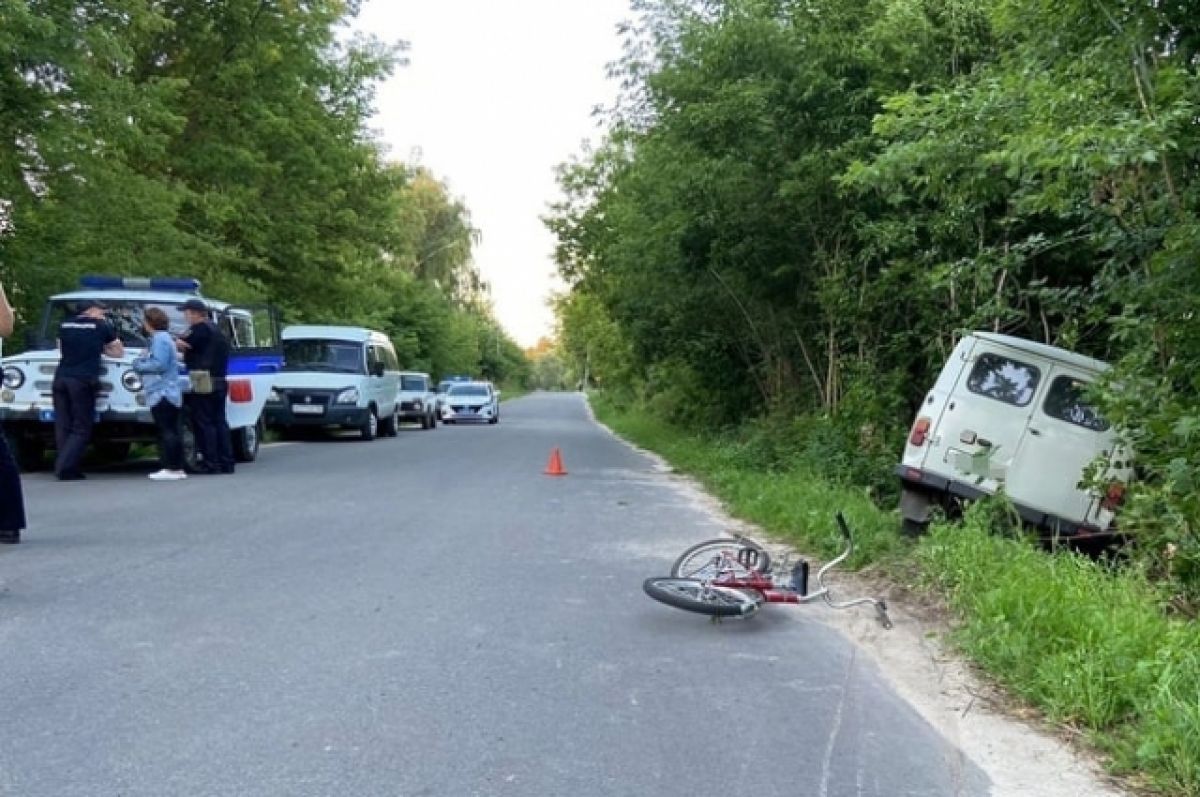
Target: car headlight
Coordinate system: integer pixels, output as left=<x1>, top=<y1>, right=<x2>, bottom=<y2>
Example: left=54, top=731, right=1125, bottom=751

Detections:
left=335, top=387, right=360, bottom=404
left=2, top=366, right=25, bottom=390
left=121, top=370, right=143, bottom=392
left=267, top=388, right=282, bottom=403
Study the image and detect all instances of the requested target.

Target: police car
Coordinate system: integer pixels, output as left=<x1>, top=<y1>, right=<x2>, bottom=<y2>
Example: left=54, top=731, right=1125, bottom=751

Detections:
left=0, top=276, right=282, bottom=472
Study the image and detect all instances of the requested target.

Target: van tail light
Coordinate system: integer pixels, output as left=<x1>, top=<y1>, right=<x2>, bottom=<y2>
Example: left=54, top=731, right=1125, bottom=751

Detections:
left=1100, top=482, right=1126, bottom=511
left=228, top=379, right=253, bottom=404
left=909, top=416, right=932, bottom=447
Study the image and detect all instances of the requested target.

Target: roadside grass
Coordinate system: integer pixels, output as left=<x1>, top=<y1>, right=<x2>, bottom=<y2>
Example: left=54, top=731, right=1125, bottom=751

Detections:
left=497, top=384, right=531, bottom=402
left=592, top=395, right=1200, bottom=796
left=593, top=395, right=905, bottom=565
left=921, top=515, right=1200, bottom=794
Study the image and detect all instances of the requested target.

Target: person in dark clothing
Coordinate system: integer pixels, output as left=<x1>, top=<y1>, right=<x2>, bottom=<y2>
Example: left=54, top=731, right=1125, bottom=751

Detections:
left=53, top=299, right=124, bottom=480
left=176, top=299, right=234, bottom=474
left=1, top=279, right=26, bottom=543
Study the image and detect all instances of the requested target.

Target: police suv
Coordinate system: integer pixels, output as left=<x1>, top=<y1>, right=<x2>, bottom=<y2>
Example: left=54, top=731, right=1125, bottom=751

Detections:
left=0, top=276, right=281, bottom=471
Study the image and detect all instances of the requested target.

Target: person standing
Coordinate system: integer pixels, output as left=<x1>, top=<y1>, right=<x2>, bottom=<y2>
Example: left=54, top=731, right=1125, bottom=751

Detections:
left=0, top=280, right=26, bottom=543
left=132, top=307, right=186, bottom=481
left=176, top=299, right=234, bottom=474
left=53, top=299, right=123, bottom=481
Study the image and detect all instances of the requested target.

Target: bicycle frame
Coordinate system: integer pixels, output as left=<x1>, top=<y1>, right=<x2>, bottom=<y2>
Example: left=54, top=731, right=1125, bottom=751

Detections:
left=685, top=513, right=892, bottom=628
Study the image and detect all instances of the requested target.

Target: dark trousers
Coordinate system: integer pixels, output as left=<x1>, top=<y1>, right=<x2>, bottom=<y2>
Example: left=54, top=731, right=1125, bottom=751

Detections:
left=186, top=386, right=232, bottom=471
left=151, top=400, right=185, bottom=471
left=211, top=384, right=234, bottom=470
left=52, top=375, right=97, bottom=478
left=0, top=424, right=27, bottom=536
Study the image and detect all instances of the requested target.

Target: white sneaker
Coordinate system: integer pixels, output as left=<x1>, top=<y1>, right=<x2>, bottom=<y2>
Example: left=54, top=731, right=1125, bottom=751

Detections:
left=149, top=469, right=187, bottom=481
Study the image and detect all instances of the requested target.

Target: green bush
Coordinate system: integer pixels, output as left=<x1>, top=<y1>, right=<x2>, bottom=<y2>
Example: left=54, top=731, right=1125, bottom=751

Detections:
left=919, top=504, right=1200, bottom=795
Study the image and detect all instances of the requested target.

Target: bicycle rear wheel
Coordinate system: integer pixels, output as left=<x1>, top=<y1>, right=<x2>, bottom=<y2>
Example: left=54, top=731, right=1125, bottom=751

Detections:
left=671, top=538, right=772, bottom=580
left=642, top=578, right=762, bottom=618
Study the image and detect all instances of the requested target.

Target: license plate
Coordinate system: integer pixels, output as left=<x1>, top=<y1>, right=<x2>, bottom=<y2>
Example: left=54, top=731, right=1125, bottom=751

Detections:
left=292, top=404, right=325, bottom=416
left=39, top=409, right=102, bottom=422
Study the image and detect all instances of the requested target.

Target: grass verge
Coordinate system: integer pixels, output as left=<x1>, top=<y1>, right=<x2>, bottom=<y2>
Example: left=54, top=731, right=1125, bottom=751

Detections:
left=498, top=384, right=531, bottom=402
left=592, top=394, right=1200, bottom=796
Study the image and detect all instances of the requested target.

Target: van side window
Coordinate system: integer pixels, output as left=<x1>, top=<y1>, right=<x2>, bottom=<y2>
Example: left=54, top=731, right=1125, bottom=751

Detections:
left=382, top=346, right=399, bottom=372
left=966, top=353, right=1040, bottom=407
left=1043, top=376, right=1110, bottom=431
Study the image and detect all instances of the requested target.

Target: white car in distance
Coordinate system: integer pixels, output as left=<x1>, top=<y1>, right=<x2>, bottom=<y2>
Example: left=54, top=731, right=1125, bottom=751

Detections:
left=440, top=381, right=499, bottom=425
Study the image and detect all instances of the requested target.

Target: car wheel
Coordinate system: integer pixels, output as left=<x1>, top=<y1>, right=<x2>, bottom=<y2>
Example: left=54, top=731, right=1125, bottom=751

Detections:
left=361, top=408, right=378, bottom=441
left=233, top=420, right=262, bottom=462
left=182, top=414, right=202, bottom=472
left=380, top=406, right=399, bottom=437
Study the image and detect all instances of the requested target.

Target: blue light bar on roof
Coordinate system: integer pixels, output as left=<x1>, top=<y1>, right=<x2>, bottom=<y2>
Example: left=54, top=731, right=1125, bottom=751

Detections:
left=79, top=276, right=202, bottom=293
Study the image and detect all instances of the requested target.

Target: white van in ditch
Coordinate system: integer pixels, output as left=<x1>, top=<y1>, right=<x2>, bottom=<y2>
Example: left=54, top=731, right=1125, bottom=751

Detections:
left=896, top=332, right=1133, bottom=539
left=264, top=325, right=401, bottom=440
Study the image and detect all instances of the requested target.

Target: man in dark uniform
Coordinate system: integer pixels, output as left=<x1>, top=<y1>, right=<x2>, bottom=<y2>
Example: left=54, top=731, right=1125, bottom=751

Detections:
left=176, top=299, right=234, bottom=474
left=53, top=299, right=124, bottom=480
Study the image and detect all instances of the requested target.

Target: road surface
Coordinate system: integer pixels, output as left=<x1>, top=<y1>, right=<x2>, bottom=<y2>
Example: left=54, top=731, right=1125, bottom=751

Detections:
left=1, top=393, right=987, bottom=796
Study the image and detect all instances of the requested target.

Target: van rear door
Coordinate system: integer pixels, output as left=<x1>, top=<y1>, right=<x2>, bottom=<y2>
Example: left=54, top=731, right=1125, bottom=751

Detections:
left=930, top=343, right=1048, bottom=497
left=903, top=336, right=976, bottom=471
left=1005, top=368, right=1116, bottom=528
left=223, top=305, right=283, bottom=431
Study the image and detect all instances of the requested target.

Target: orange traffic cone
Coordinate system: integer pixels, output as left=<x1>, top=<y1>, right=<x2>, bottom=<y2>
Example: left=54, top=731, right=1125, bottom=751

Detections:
left=544, top=447, right=568, bottom=476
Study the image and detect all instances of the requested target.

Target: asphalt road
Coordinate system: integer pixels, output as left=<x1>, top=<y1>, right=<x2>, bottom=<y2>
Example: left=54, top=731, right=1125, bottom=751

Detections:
left=0, top=393, right=989, bottom=796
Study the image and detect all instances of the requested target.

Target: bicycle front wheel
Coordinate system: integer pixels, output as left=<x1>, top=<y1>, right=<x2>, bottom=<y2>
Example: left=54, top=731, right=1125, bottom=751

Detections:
left=643, top=578, right=762, bottom=618
left=671, top=538, right=772, bottom=580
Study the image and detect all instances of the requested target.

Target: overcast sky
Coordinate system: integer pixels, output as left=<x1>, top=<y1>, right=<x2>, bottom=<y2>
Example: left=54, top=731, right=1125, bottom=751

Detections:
left=352, top=0, right=632, bottom=347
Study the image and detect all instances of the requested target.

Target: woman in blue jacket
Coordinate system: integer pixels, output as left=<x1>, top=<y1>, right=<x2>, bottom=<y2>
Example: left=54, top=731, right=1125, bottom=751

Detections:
left=132, top=307, right=186, bottom=481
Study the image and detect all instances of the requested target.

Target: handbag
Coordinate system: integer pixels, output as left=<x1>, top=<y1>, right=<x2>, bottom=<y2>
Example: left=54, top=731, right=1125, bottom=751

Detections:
left=189, top=369, right=214, bottom=395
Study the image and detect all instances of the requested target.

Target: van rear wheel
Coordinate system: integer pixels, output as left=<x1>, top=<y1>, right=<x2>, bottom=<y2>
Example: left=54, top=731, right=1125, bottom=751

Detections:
left=233, top=421, right=262, bottom=462
left=899, top=487, right=932, bottom=537
left=182, top=415, right=201, bottom=472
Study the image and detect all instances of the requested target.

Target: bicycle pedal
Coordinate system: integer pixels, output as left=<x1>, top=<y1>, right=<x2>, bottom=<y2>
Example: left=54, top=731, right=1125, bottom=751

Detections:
left=789, top=561, right=810, bottom=595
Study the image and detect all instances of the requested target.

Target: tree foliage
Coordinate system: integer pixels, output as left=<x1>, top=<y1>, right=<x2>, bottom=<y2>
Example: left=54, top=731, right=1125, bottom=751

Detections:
left=550, top=0, right=1200, bottom=600
left=0, top=0, right=524, bottom=383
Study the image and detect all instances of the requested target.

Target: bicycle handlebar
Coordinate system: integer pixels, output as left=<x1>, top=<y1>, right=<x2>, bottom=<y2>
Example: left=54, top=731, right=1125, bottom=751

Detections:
left=835, top=511, right=851, bottom=541
left=808, top=513, right=892, bottom=629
